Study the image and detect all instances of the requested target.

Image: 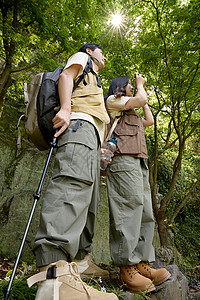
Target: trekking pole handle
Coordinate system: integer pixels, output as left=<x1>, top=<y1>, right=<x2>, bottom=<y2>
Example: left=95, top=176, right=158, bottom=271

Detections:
left=49, top=129, right=59, bottom=148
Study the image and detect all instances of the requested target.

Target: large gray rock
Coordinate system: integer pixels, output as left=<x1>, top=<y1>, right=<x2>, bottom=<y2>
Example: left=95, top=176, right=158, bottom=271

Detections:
left=0, top=136, right=111, bottom=261
left=0, top=141, right=54, bottom=258
left=119, top=264, right=189, bottom=300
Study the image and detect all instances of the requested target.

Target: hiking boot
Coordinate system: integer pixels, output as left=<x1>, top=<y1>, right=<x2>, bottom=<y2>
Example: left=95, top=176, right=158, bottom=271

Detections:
left=27, top=260, right=118, bottom=300
left=136, top=262, right=171, bottom=285
left=74, top=253, right=116, bottom=279
left=120, top=265, right=156, bottom=294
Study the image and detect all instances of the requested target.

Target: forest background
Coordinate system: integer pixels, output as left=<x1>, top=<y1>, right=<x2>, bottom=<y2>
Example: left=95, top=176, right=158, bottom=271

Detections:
left=0, top=0, right=199, bottom=293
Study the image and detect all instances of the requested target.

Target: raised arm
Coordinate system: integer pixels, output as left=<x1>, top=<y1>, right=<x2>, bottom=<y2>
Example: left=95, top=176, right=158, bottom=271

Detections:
left=124, top=74, right=147, bottom=110
left=53, top=64, right=82, bottom=138
left=142, top=103, right=154, bottom=127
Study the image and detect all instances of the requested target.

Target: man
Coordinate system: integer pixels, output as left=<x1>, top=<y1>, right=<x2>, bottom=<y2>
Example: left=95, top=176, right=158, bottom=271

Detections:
left=28, top=43, right=118, bottom=300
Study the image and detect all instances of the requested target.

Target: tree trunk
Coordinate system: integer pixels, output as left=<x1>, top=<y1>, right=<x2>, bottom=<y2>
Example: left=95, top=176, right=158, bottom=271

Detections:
left=156, top=213, right=171, bottom=246
left=0, top=67, right=12, bottom=117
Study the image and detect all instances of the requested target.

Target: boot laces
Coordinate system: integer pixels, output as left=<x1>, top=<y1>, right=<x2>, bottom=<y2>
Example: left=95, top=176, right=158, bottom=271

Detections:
left=125, top=265, right=139, bottom=276
left=139, top=262, right=151, bottom=272
left=69, top=262, right=91, bottom=300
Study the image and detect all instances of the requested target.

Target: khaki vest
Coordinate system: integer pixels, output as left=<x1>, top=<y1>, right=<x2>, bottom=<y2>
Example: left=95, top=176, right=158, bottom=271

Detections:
left=71, top=72, right=110, bottom=124
left=108, top=109, right=148, bottom=158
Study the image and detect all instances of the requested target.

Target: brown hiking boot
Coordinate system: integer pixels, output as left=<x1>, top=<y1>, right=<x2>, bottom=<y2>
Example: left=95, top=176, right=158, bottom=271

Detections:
left=27, top=260, right=118, bottom=300
left=74, top=253, right=116, bottom=279
left=120, top=265, right=156, bottom=294
left=136, top=262, right=171, bottom=285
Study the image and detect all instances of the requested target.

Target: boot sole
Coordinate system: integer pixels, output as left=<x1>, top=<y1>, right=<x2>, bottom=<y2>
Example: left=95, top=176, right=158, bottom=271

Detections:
left=127, top=284, right=156, bottom=294
left=153, top=271, right=171, bottom=285
left=119, top=279, right=156, bottom=295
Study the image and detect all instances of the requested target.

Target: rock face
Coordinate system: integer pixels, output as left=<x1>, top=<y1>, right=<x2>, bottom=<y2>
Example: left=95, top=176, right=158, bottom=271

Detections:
left=0, top=135, right=111, bottom=261
left=119, top=264, right=189, bottom=300
left=0, top=143, right=54, bottom=258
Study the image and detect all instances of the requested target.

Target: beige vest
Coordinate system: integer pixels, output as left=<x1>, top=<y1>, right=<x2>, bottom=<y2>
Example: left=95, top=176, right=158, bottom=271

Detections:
left=108, top=109, right=148, bottom=158
left=71, top=72, right=110, bottom=124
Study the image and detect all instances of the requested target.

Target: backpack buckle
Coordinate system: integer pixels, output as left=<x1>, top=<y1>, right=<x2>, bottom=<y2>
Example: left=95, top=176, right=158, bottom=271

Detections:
left=46, top=266, right=57, bottom=279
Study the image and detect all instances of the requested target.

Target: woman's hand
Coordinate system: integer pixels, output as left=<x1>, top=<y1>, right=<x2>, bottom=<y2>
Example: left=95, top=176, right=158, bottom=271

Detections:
left=134, top=73, right=146, bottom=87
left=125, top=73, right=147, bottom=110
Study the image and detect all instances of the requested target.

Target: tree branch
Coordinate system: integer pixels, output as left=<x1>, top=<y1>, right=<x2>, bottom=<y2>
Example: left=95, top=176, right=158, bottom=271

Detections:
left=160, top=143, right=184, bottom=212
left=10, top=50, right=63, bottom=73
left=169, top=179, right=199, bottom=223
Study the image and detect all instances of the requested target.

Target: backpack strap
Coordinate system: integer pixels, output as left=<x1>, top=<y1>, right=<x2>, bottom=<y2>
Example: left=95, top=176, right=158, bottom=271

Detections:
left=72, top=55, right=101, bottom=93
left=105, top=115, right=121, bottom=142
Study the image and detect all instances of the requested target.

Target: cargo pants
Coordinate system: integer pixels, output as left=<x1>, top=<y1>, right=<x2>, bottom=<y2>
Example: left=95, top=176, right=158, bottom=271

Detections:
left=34, top=120, right=100, bottom=267
left=106, top=155, right=155, bottom=266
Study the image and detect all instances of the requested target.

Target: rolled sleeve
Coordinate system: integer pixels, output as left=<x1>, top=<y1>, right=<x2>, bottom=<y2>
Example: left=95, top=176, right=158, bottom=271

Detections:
left=106, top=95, right=130, bottom=118
left=64, top=52, right=88, bottom=78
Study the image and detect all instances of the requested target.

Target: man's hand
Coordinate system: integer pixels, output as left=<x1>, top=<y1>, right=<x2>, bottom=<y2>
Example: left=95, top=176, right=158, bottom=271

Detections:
left=100, top=148, right=113, bottom=165
left=53, top=107, right=71, bottom=138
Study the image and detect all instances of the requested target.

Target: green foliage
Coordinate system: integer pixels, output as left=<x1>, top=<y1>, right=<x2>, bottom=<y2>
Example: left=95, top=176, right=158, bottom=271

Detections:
left=156, top=149, right=199, bottom=202
left=173, top=207, right=200, bottom=266
left=152, top=136, right=200, bottom=266
left=0, top=279, right=37, bottom=300
left=0, top=260, right=37, bottom=300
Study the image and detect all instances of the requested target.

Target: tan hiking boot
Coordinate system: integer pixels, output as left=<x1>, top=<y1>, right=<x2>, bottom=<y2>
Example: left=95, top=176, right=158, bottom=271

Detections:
left=136, top=262, right=171, bottom=285
left=120, top=265, right=156, bottom=294
left=27, top=260, right=118, bottom=300
left=74, top=253, right=116, bottom=279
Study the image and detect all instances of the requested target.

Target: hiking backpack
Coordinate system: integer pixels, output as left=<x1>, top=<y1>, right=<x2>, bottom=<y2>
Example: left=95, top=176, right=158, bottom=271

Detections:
left=23, top=55, right=100, bottom=151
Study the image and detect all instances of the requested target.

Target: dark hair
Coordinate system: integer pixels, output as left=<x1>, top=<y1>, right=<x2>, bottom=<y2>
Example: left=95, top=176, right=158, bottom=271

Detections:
left=78, top=43, right=103, bottom=53
left=104, top=76, right=130, bottom=101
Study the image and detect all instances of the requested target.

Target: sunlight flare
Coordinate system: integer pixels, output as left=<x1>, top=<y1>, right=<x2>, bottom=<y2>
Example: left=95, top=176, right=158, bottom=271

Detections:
left=111, top=13, right=122, bottom=27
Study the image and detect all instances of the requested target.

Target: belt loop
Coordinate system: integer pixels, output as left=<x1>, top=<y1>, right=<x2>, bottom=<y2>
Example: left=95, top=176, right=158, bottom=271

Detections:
left=73, top=119, right=82, bottom=132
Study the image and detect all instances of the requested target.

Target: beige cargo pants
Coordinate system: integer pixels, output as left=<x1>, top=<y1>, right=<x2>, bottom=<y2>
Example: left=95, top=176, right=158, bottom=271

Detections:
left=34, top=120, right=100, bottom=267
left=106, top=155, right=155, bottom=266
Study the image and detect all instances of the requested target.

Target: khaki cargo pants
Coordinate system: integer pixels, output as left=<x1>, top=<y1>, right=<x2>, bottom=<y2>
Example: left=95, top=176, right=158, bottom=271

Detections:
left=34, top=120, right=100, bottom=267
left=106, top=155, right=155, bottom=266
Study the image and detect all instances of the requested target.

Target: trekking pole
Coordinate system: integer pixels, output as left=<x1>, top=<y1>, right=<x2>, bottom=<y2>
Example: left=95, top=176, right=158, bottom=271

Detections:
left=3, top=136, right=57, bottom=300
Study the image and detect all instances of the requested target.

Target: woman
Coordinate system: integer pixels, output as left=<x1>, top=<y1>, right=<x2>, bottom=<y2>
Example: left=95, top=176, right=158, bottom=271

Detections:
left=104, top=74, right=171, bottom=294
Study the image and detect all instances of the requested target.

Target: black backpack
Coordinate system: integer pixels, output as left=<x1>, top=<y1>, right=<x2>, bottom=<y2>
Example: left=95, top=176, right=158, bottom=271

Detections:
left=23, top=55, right=101, bottom=150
